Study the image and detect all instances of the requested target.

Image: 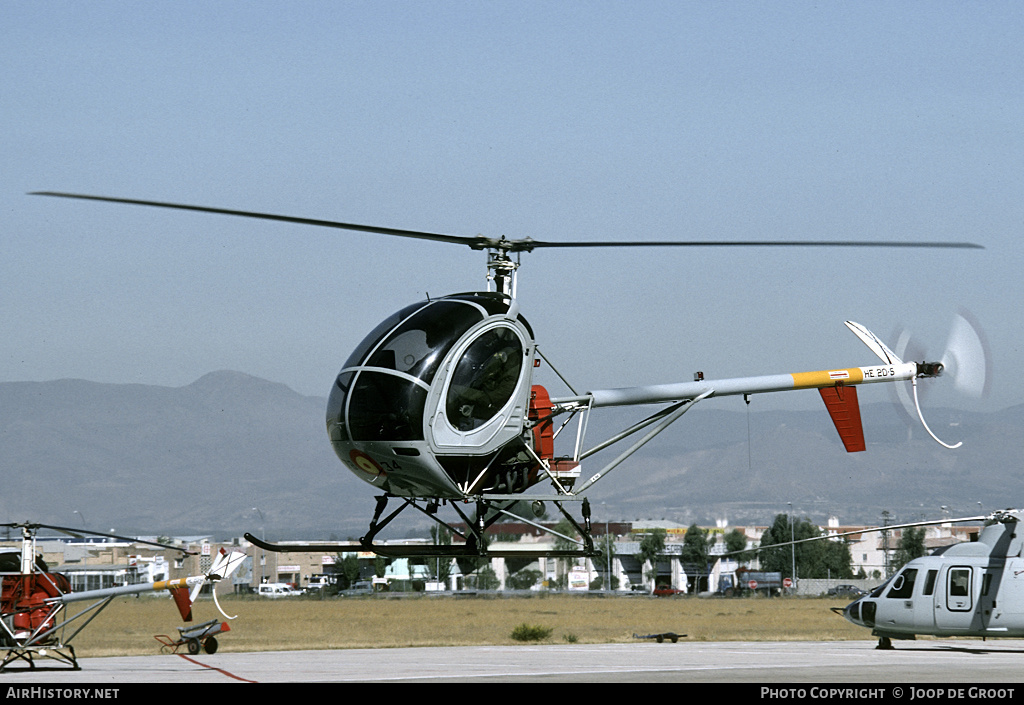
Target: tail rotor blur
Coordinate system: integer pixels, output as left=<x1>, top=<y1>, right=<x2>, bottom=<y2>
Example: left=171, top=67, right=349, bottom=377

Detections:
left=942, top=310, right=991, bottom=399
left=890, top=310, right=991, bottom=443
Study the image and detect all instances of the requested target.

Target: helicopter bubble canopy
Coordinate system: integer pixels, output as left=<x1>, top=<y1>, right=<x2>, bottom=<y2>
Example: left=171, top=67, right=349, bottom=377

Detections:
left=326, top=292, right=538, bottom=498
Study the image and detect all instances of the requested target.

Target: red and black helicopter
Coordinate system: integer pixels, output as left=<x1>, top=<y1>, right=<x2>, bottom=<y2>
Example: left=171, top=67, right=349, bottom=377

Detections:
left=0, top=521, right=244, bottom=671
left=31, top=192, right=986, bottom=561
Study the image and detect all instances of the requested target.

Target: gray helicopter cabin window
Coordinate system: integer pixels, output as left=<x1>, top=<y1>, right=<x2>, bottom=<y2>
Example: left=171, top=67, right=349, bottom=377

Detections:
left=949, top=568, right=970, bottom=596
left=947, top=567, right=972, bottom=610
left=944, top=566, right=974, bottom=613
left=446, top=327, right=524, bottom=431
left=886, top=568, right=917, bottom=599
left=923, top=569, right=938, bottom=596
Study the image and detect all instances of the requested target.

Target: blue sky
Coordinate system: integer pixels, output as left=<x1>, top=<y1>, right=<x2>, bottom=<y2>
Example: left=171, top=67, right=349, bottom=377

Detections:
left=2, top=1, right=1021, bottom=419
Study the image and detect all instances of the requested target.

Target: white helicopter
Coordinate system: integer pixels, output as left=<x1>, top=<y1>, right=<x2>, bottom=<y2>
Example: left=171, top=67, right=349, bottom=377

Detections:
left=31, top=192, right=985, bottom=560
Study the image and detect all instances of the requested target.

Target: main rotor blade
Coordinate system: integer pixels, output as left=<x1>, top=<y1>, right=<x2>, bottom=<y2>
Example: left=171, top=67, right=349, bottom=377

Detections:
left=31, top=191, right=984, bottom=251
left=720, top=512, right=994, bottom=558
left=30, top=192, right=491, bottom=249
left=526, top=239, right=984, bottom=250
left=3, top=520, right=196, bottom=554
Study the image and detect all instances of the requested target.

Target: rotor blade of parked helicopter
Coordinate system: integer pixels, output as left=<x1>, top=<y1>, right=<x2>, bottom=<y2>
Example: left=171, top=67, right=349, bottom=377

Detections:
left=719, top=513, right=994, bottom=558
left=30, top=192, right=983, bottom=252
left=28, top=522, right=197, bottom=554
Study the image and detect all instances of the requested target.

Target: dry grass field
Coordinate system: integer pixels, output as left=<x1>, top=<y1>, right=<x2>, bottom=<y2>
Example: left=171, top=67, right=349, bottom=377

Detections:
left=63, top=593, right=866, bottom=657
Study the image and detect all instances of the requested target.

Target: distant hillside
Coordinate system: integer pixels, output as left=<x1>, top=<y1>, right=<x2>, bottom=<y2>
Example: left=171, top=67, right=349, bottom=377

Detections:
left=2, top=372, right=1021, bottom=538
left=0, top=372, right=378, bottom=539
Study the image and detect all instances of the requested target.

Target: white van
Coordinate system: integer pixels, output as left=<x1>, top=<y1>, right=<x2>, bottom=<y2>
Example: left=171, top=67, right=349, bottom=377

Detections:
left=257, top=582, right=300, bottom=598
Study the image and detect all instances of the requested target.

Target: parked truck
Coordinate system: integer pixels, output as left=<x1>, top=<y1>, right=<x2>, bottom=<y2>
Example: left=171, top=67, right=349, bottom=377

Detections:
left=257, top=582, right=301, bottom=598
left=722, top=571, right=783, bottom=596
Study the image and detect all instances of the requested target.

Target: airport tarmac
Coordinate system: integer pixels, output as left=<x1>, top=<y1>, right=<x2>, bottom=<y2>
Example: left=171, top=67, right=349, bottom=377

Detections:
left=3, top=640, right=1024, bottom=683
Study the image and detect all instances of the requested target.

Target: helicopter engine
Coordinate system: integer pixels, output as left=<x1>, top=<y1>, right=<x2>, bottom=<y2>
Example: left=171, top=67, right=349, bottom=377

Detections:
left=326, top=292, right=549, bottom=498
left=0, top=565, right=69, bottom=644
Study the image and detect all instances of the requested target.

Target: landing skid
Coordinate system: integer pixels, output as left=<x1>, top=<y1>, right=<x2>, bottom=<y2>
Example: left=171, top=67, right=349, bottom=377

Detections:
left=246, top=493, right=600, bottom=559
left=0, top=645, right=79, bottom=672
left=0, top=595, right=115, bottom=673
left=245, top=534, right=596, bottom=559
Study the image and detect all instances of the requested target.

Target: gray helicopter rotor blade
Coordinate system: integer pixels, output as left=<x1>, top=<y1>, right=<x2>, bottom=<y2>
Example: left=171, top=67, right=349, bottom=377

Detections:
left=30, top=191, right=492, bottom=249
left=721, top=512, right=997, bottom=558
left=526, top=239, right=984, bottom=250
left=31, top=191, right=983, bottom=252
left=4, top=521, right=195, bottom=554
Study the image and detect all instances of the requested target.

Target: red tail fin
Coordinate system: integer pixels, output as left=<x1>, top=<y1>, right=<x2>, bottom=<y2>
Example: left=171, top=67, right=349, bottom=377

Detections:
left=169, top=586, right=193, bottom=622
left=819, top=385, right=866, bottom=452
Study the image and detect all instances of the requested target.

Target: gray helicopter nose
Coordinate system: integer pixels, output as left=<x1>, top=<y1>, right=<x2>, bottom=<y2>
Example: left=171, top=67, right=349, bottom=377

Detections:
left=832, top=597, right=866, bottom=627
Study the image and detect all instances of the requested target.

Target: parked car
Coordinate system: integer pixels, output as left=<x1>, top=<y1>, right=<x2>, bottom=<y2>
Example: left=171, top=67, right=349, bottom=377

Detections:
left=827, top=584, right=865, bottom=597
left=653, top=586, right=684, bottom=597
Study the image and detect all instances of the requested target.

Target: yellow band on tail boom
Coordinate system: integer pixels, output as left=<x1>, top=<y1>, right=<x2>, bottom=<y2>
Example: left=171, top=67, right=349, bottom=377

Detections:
left=791, top=367, right=865, bottom=388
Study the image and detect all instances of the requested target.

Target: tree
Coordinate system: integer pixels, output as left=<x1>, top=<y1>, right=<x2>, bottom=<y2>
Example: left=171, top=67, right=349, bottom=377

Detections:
left=332, top=552, right=361, bottom=589
left=724, top=528, right=752, bottom=562
left=474, top=565, right=500, bottom=590
left=507, top=569, right=541, bottom=590
left=758, top=514, right=796, bottom=577
left=681, top=524, right=714, bottom=566
left=593, top=532, right=617, bottom=591
left=681, top=524, right=715, bottom=592
left=635, top=529, right=666, bottom=585
left=892, top=527, right=926, bottom=571
left=759, top=514, right=853, bottom=580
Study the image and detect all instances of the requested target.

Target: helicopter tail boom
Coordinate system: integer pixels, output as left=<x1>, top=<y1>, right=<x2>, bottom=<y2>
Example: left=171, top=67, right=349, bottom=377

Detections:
left=550, top=363, right=915, bottom=458
left=550, top=320, right=950, bottom=455
left=569, top=361, right=922, bottom=409
left=45, top=548, right=246, bottom=622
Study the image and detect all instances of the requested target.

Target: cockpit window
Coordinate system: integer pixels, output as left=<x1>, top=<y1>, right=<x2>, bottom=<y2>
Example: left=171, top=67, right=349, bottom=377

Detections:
left=886, top=568, right=917, bottom=599
left=347, top=372, right=427, bottom=441
left=365, top=301, right=483, bottom=383
left=342, top=301, right=425, bottom=370
left=868, top=580, right=890, bottom=598
left=446, top=327, right=523, bottom=431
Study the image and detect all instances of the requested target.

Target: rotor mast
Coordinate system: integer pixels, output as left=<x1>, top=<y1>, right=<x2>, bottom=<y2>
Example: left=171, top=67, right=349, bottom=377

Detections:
left=486, top=241, right=520, bottom=298
left=19, top=526, right=35, bottom=575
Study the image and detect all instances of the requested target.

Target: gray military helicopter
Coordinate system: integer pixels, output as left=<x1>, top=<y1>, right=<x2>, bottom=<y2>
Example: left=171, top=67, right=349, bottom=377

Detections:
left=719, top=509, right=1016, bottom=650
left=31, top=192, right=985, bottom=560
left=833, top=509, right=1024, bottom=649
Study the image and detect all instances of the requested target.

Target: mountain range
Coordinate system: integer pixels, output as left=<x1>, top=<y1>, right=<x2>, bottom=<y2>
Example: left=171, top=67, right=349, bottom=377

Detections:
left=2, top=371, right=1021, bottom=539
